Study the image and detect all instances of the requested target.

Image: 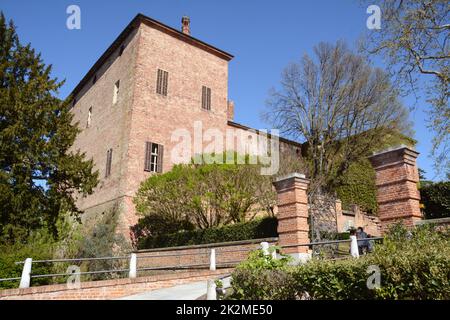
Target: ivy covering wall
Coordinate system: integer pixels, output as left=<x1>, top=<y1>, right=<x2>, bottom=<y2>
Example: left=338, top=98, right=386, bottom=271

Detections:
left=335, top=132, right=416, bottom=214
left=336, top=159, right=378, bottom=214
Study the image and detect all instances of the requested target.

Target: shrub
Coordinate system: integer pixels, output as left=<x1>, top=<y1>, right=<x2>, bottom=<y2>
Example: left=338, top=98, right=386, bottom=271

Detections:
left=0, top=230, right=57, bottom=289
left=137, top=216, right=278, bottom=249
left=132, top=156, right=276, bottom=244
left=230, top=224, right=450, bottom=300
left=76, top=206, right=131, bottom=280
left=229, top=248, right=296, bottom=300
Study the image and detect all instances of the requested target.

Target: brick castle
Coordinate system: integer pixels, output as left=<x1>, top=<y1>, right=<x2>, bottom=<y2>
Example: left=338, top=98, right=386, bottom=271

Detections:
left=69, top=14, right=302, bottom=234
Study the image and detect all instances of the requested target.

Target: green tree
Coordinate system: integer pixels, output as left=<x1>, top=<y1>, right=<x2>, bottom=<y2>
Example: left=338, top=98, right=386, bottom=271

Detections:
left=0, top=13, right=98, bottom=244
left=362, top=0, right=449, bottom=177
left=420, top=181, right=450, bottom=219
left=133, top=155, right=276, bottom=240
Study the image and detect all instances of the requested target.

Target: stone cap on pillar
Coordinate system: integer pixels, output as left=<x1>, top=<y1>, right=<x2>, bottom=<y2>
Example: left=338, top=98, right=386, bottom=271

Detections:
left=273, top=172, right=310, bottom=191
left=368, top=145, right=419, bottom=168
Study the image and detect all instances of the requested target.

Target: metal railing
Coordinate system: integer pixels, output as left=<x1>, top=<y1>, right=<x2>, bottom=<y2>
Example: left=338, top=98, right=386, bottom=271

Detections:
left=0, top=237, right=383, bottom=290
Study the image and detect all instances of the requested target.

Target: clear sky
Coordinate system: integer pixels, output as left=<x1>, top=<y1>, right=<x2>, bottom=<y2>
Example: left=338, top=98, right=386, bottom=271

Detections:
left=1, top=0, right=439, bottom=180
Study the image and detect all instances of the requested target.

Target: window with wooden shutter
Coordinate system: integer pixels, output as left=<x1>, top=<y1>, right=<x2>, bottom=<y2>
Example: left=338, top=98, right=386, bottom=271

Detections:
left=144, top=142, right=164, bottom=173
left=105, top=148, right=113, bottom=178
left=202, top=86, right=211, bottom=110
left=156, top=69, right=168, bottom=96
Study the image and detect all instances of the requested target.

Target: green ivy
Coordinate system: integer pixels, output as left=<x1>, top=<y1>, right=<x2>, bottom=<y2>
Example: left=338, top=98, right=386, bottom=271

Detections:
left=336, top=159, right=378, bottom=214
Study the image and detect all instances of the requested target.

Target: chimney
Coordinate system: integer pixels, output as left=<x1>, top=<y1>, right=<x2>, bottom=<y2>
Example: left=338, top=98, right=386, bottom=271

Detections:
left=181, top=16, right=190, bottom=35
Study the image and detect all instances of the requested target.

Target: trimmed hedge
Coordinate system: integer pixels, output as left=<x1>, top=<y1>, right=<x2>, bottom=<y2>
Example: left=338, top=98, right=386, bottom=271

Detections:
left=230, top=225, right=450, bottom=300
left=137, top=216, right=278, bottom=249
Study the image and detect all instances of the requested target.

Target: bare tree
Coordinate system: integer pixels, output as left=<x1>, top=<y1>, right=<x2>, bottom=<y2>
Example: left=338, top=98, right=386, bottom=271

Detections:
left=264, top=41, right=411, bottom=240
left=361, top=0, right=449, bottom=177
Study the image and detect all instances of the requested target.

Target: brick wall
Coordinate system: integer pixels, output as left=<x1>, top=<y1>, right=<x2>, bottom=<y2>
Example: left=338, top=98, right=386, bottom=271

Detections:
left=0, top=269, right=231, bottom=300
left=68, top=16, right=306, bottom=237
left=136, top=237, right=278, bottom=270
left=368, top=146, right=423, bottom=232
left=0, top=238, right=277, bottom=300
left=70, top=26, right=140, bottom=228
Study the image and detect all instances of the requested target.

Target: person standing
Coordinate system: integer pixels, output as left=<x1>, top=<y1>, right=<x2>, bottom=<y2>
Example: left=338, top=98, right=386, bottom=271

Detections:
left=356, top=227, right=369, bottom=255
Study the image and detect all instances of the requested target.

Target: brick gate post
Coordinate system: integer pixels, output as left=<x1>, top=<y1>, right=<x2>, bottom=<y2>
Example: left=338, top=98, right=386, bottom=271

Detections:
left=368, top=146, right=423, bottom=233
left=273, top=173, right=311, bottom=262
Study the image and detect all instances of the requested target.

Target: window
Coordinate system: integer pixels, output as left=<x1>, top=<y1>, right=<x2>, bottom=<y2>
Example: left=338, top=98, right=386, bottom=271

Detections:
left=144, top=142, right=163, bottom=173
left=113, top=80, right=120, bottom=104
left=87, top=106, right=92, bottom=128
left=156, top=69, right=168, bottom=96
left=201, top=86, right=211, bottom=110
left=105, top=148, right=113, bottom=178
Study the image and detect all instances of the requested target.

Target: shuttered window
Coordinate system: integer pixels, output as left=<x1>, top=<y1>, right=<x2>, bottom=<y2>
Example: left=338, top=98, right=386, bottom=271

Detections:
left=105, top=148, right=113, bottom=177
left=202, top=86, right=211, bottom=110
left=144, top=142, right=164, bottom=173
left=156, top=69, right=168, bottom=96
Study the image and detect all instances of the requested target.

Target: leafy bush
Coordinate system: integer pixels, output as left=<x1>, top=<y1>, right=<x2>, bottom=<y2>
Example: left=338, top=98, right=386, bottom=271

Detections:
left=420, top=181, right=450, bottom=219
left=137, top=216, right=277, bottom=249
left=76, top=205, right=131, bottom=280
left=230, top=224, right=450, bottom=299
left=0, top=231, right=57, bottom=289
left=230, top=248, right=296, bottom=300
left=132, top=156, right=276, bottom=246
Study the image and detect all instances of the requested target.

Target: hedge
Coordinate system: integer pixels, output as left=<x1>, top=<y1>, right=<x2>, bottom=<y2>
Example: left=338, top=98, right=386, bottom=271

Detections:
left=230, top=225, right=450, bottom=300
left=137, top=216, right=278, bottom=249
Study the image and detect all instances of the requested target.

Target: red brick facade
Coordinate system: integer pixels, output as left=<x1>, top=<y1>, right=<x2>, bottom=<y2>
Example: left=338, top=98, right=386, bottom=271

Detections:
left=273, top=173, right=311, bottom=258
left=69, top=14, right=302, bottom=236
left=368, top=146, right=423, bottom=232
left=0, top=269, right=231, bottom=300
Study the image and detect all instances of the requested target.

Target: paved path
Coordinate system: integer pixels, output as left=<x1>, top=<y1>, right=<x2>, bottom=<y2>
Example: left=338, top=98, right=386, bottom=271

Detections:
left=117, top=281, right=207, bottom=300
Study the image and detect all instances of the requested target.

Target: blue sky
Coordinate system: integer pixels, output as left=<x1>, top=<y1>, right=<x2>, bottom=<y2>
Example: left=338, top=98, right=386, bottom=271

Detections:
left=1, top=0, right=438, bottom=180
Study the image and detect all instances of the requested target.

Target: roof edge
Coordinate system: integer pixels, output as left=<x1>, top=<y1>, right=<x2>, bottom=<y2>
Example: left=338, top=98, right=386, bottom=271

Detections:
left=68, top=13, right=233, bottom=100
left=227, top=121, right=303, bottom=148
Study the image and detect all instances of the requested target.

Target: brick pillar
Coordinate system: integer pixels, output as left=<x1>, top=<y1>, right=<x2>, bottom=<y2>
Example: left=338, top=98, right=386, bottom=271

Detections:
left=368, top=146, right=423, bottom=233
left=273, top=173, right=311, bottom=262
